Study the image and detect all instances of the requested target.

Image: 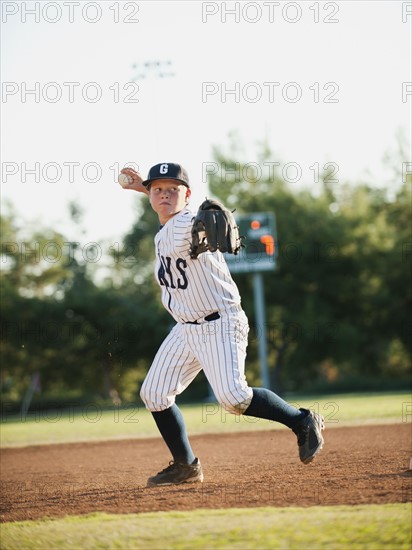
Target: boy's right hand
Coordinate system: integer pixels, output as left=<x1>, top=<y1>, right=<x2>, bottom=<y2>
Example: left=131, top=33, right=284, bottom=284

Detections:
left=119, top=168, right=149, bottom=195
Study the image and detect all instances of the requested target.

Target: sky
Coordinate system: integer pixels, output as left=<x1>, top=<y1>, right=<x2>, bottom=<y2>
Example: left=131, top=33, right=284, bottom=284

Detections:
left=1, top=0, right=411, bottom=247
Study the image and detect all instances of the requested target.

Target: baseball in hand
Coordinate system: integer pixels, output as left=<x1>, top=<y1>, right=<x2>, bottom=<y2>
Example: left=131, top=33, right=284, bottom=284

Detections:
left=118, top=173, right=133, bottom=187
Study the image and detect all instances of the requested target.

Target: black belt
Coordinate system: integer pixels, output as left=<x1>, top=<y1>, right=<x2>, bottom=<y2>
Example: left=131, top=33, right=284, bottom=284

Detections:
left=185, top=312, right=220, bottom=325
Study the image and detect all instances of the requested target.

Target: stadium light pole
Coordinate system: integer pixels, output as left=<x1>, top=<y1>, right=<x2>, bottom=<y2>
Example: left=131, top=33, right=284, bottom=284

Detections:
left=131, top=60, right=175, bottom=155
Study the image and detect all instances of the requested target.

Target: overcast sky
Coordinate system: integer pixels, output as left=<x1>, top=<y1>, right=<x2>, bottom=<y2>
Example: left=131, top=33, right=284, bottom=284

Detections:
left=1, top=1, right=411, bottom=245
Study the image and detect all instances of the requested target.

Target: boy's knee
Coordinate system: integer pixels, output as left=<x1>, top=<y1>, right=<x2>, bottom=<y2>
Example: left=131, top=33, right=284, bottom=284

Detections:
left=139, top=384, right=147, bottom=405
left=140, top=383, right=175, bottom=412
left=219, top=393, right=252, bottom=415
left=140, top=382, right=156, bottom=410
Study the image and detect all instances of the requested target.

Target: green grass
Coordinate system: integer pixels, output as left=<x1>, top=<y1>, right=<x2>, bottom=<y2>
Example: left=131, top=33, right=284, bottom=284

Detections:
left=1, top=395, right=411, bottom=549
left=1, top=391, right=410, bottom=448
left=1, top=504, right=410, bottom=550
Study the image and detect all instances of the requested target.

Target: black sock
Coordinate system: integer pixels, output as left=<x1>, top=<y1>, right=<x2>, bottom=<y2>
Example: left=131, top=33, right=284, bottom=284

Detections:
left=243, top=388, right=305, bottom=429
left=151, top=404, right=196, bottom=464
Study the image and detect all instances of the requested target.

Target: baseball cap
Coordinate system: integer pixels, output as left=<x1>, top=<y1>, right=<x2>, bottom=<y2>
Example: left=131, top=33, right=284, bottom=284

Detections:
left=142, top=163, right=190, bottom=188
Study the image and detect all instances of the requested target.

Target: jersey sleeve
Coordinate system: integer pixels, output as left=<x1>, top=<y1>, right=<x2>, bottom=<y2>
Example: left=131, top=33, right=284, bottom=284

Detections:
left=173, top=210, right=194, bottom=257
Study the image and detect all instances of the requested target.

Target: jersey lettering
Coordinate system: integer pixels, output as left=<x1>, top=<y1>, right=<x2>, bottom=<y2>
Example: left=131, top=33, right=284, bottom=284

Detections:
left=157, top=259, right=169, bottom=287
left=176, top=258, right=188, bottom=289
left=157, top=256, right=188, bottom=290
left=162, top=256, right=176, bottom=289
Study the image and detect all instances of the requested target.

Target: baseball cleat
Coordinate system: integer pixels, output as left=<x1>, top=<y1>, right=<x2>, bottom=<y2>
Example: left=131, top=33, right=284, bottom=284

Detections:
left=146, top=457, right=204, bottom=487
left=293, top=408, right=325, bottom=464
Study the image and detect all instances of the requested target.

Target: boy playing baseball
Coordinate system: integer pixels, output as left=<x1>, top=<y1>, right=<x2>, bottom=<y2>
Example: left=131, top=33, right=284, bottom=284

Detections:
left=120, top=163, right=324, bottom=487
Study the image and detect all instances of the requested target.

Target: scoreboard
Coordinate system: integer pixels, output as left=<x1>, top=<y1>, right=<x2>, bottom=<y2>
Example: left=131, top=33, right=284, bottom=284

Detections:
left=225, top=212, right=277, bottom=273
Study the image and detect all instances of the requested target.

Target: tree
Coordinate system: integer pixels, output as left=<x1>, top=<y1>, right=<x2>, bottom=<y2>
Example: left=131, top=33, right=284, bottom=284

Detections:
left=0, top=200, right=170, bottom=404
left=207, top=137, right=411, bottom=392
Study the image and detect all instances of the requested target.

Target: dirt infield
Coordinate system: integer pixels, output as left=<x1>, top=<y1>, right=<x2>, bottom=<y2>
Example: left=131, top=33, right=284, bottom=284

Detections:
left=1, top=424, right=411, bottom=523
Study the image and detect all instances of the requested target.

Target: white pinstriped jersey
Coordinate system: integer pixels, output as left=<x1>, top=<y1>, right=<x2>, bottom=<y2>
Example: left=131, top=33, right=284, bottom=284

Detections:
left=141, top=206, right=253, bottom=414
left=154, top=208, right=241, bottom=323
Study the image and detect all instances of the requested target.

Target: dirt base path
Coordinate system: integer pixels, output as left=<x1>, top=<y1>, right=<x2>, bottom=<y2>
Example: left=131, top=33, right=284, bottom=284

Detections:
left=1, top=424, right=411, bottom=522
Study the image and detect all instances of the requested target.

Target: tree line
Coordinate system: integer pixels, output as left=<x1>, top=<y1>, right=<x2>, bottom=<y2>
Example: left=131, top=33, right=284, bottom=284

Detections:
left=1, top=142, right=410, bottom=408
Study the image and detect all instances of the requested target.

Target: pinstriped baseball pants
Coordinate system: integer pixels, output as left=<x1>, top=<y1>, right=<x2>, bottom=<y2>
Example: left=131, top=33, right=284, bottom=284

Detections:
left=140, top=310, right=254, bottom=414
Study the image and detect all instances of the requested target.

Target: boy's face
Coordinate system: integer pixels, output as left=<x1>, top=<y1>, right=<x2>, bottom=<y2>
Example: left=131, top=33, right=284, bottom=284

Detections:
left=149, top=180, right=191, bottom=224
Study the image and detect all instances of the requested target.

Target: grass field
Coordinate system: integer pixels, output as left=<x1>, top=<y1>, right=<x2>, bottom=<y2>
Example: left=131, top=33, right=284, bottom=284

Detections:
left=1, top=391, right=410, bottom=447
left=1, top=504, right=410, bottom=550
left=2, top=392, right=411, bottom=549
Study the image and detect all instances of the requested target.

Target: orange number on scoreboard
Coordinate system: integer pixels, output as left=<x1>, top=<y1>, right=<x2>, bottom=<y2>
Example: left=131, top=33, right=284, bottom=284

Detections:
left=260, top=235, right=275, bottom=256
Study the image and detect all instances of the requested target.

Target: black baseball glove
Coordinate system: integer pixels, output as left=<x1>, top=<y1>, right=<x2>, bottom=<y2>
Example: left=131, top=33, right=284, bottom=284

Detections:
left=189, top=199, right=242, bottom=259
